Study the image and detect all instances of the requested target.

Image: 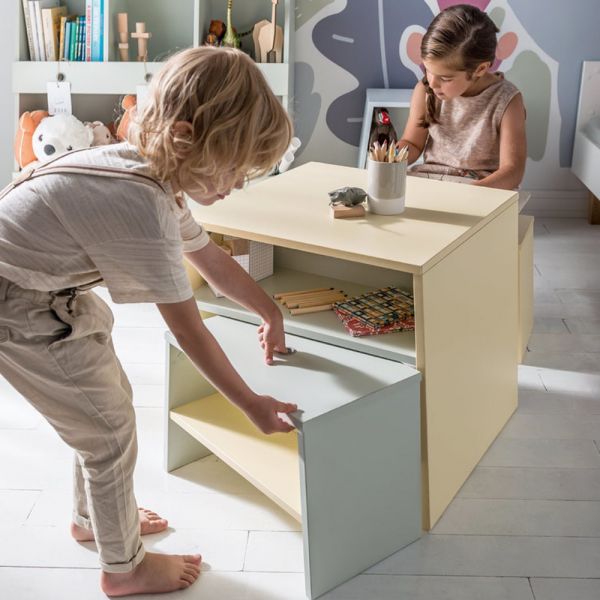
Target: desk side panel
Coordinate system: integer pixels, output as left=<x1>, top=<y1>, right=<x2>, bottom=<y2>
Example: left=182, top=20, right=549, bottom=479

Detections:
left=416, top=204, right=519, bottom=528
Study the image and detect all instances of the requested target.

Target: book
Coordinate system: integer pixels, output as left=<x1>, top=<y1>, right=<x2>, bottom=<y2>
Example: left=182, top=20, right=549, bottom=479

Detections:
left=21, top=0, right=36, bottom=60
left=42, top=6, right=67, bottom=61
left=60, top=15, right=75, bottom=61
left=332, top=286, right=415, bottom=337
left=85, top=0, right=92, bottom=61
left=28, top=2, right=41, bottom=61
left=77, top=15, right=86, bottom=61
left=91, top=0, right=104, bottom=61
left=68, top=19, right=78, bottom=61
left=32, top=1, right=61, bottom=61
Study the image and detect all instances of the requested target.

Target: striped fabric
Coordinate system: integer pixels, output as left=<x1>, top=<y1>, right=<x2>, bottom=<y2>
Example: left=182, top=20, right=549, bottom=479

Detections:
left=0, top=143, right=209, bottom=303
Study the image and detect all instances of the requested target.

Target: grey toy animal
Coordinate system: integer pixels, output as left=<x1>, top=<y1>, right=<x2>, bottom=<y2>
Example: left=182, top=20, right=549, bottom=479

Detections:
left=328, top=187, right=367, bottom=207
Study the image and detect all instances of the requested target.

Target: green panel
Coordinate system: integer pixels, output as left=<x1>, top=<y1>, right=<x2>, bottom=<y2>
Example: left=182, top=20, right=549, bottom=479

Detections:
left=299, top=381, right=422, bottom=598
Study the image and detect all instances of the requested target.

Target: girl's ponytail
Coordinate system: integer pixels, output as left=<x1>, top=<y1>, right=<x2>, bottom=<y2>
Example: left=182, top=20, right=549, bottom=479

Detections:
left=420, top=76, right=439, bottom=128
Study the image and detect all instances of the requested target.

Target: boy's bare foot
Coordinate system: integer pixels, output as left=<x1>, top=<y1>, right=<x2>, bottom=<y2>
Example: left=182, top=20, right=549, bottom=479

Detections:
left=100, top=552, right=202, bottom=596
left=70, top=508, right=168, bottom=542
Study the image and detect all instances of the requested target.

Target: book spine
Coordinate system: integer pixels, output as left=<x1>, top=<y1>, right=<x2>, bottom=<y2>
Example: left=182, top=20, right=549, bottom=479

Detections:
left=21, top=0, right=36, bottom=60
left=28, top=3, right=40, bottom=61
left=34, top=2, right=46, bottom=61
left=77, top=15, right=86, bottom=61
left=69, top=19, right=78, bottom=61
left=85, top=0, right=93, bottom=61
left=63, top=20, right=71, bottom=61
left=41, top=8, right=56, bottom=61
left=91, top=0, right=101, bottom=61
left=99, top=0, right=104, bottom=60
left=58, top=15, right=67, bottom=61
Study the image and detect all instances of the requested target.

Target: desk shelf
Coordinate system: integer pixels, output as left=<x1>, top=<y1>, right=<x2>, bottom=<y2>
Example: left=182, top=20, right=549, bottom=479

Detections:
left=171, top=393, right=301, bottom=520
left=195, top=267, right=416, bottom=365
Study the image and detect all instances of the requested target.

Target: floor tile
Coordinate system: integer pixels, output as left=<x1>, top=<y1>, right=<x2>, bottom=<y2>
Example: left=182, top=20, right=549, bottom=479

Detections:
left=532, top=317, right=569, bottom=334
left=458, top=467, right=600, bottom=501
left=244, top=532, right=304, bottom=572
left=522, top=352, right=600, bottom=372
left=501, top=412, right=600, bottom=439
left=0, top=525, right=99, bottom=568
left=321, top=575, right=534, bottom=600
left=534, top=302, right=600, bottom=319
left=517, top=365, right=546, bottom=391
left=528, top=333, right=600, bottom=353
left=0, top=568, right=107, bottom=600
left=367, top=534, right=600, bottom=577
left=132, top=384, right=165, bottom=407
left=479, top=438, right=600, bottom=468
left=564, top=318, right=600, bottom=334
left=121, top=362, right=166, bottom=386
left=537, top=367, right=600, bottom=398
left=530, top=578, right=600, bottom=600
left=0, top=392, right=42, bottom=429
left=111, top=327, right=166, bottom=364
left=434, top=498, right=600, bottom=536
left=0, top=491, right=40, bottom=524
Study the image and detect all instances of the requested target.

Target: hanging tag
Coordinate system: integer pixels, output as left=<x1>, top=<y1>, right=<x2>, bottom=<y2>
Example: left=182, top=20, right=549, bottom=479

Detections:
left=47, top=81, right=73, bottom=115
left=136, top=84, right=150, bottom=112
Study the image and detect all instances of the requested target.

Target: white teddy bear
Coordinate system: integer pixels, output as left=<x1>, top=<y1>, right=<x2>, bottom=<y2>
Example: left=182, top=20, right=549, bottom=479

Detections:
left=32, top=114, right=94, bottom=164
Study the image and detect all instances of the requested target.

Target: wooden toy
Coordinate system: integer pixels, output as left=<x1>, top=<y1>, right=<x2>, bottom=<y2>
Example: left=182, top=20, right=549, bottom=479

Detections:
left=117, top=13, right=129, bottom=61
left=131, top=22, right=152, bottom=62
left=274, top=287, right=346, bottom=316
left=222, top=0, right=240, bottom=48
left=331, top=204, right=366, bottom=219
left=255, top=0, right=283, bottom=62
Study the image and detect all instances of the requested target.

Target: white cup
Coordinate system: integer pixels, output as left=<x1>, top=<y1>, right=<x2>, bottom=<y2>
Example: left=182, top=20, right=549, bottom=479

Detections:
left=366, top=158, right=407, bottom=215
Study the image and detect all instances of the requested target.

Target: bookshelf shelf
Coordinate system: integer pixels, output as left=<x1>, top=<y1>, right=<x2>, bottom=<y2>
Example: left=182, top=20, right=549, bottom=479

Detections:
left=12, top=60, right=290, bottom=96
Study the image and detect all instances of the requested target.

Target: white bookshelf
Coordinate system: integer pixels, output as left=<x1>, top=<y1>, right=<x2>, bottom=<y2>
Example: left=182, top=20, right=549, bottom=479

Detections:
left=13, top=0, right=295, bottom=167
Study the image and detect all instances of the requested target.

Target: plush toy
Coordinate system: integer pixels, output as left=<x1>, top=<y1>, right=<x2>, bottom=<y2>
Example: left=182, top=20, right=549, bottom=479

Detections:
left=116, top=94, right=137, bottom=142
left=85, top=120, right=114, bottom=146
left=32, top=114, right=94, bottom=164
left=14, top=110, right=49, bottom=169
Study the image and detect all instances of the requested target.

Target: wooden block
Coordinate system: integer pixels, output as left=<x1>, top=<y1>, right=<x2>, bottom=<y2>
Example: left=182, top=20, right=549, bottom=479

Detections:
left=589, top=192, right=600, bottom=225
left=331, top=204, right=365, bottom=219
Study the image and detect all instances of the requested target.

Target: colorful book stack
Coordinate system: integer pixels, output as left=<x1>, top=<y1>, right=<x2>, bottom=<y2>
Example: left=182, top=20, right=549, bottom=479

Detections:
left=332, top=286, right=415, bottom=337
left=21, top=0, right=105, bottom=62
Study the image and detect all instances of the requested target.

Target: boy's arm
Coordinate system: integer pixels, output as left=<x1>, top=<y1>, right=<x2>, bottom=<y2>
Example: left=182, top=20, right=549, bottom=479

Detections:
left=157, top=296, right=297, bottom=434
left=473, top=93, right=527, bottom=190
left=184, top=239, right=285, bottom=363
left=397, top=81, right=429, bottom=164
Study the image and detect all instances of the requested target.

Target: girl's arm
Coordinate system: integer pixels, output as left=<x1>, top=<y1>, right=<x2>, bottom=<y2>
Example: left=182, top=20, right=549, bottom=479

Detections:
left=397, top=81, right=429, bottom=164
left=184, top=239, right=285, bottom=363
left=157, top=296, right=297, bottom=434
left=472, top=93, right=527, bottom=190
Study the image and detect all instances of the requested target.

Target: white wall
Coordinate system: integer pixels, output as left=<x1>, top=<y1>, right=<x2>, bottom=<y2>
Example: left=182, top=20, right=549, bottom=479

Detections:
left=0, top=2, right=18, bottom=184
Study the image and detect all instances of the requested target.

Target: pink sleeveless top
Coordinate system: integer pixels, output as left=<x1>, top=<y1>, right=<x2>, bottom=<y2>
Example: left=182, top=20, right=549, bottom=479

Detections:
left=411, top=74, right=521, bottom=179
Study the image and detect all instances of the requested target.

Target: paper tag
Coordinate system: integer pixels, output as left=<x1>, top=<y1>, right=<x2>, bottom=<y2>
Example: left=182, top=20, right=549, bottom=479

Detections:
left=136, top=85, right=150, bottom=112
left=46, top=81, right=72, bottom=115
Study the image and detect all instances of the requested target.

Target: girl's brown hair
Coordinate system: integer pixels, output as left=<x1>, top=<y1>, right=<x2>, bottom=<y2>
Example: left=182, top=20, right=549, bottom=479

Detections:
left=420, top=4, right=499, bottom=128
left=129, top=46, right=293, bottom=193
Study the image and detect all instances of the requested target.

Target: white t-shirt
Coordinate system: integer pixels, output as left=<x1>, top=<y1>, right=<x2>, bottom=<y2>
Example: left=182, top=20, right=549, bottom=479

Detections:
left=0, top=143, right=210, bottom=303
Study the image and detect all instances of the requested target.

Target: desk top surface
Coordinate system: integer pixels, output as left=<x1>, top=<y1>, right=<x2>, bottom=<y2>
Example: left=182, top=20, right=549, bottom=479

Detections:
left=191, top=162, right=518, bottom=275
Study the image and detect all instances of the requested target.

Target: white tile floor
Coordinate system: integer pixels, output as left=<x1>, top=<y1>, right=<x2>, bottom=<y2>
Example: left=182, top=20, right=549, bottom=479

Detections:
left=0, top=217, right=599, bottom=599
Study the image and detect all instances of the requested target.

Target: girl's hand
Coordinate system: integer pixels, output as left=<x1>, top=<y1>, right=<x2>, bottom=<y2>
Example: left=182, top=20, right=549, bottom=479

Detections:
left=243, top=394, right=298, bottom=434
left=258, top=317, right=287, bottom=364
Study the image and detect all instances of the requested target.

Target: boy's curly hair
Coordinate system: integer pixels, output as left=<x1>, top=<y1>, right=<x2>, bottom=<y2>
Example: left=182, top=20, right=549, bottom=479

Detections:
left=129, top=46, right=293, bottom=193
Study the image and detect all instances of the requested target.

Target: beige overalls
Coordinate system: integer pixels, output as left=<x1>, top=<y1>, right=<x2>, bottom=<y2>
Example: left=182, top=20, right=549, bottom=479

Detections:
left=0, top=148, right=207, bottom=572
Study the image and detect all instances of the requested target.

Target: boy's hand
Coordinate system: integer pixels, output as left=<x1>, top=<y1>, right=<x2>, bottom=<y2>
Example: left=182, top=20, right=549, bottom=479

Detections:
left=258, top=317, right=287, bottom=365
left=243, top=394, right=298, bottom=434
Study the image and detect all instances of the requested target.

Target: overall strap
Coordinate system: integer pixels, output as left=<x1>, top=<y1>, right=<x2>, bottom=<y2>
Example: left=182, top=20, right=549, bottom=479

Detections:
left=0, top=148, right=167, bottom=201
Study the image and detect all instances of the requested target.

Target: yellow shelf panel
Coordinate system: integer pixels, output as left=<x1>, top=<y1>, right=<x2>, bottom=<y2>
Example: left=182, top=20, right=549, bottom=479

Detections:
left=170, top=393, right=301, bottom=521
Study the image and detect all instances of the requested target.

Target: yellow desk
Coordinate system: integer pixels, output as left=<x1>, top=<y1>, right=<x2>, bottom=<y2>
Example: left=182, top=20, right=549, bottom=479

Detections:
left=191, top=162, right=519, bottom=529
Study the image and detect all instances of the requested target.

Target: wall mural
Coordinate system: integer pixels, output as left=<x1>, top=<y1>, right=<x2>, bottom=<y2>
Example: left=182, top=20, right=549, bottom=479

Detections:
left=294, top=0, right=597, bottom=190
